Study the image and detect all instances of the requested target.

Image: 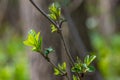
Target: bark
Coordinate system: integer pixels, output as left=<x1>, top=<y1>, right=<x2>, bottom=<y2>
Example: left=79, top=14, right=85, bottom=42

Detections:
left=112, top=0, right=120, bottom=32
left=0, top=0, right=8, bottom=25
left=98, top=0, right=115, bottom=38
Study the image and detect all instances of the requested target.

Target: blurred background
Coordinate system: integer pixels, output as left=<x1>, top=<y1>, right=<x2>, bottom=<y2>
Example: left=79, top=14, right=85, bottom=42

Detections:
left=0, top=0, right=120, bottom=80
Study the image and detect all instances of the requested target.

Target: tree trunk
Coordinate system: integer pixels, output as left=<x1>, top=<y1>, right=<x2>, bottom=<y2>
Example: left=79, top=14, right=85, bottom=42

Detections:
left=98, top=0, right=115, bottom=38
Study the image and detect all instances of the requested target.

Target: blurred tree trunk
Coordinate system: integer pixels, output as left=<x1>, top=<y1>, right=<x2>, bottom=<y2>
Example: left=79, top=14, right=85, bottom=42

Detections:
left=0, top=0, right=22, bottom=36
left=71, top=1, right=92, bottom=52
left=0, top=0, right=8, bottom=25
left=0, top=0, right=8, bottom=36
left=98, top=0, right=115, bottom=38
left=112, top=0, right=120, bottom=32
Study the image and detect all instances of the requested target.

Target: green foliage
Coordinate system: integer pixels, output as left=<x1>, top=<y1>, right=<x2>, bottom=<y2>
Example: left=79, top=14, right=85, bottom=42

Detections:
left=48, top=2, right=61, bottom=21
left=0, top=67, right=12, bottom=80
left=84, top=55, right=96, bottom=66
left=48, top=2, right=65, bottom=33
left=50, top=24, right=58, bottom=33
left=48, top=3, right=61, bottom=33
left=72, top=55, right=96, bottom=73
left=54, top=68, right=61, bottom=76
left=54, top=62, right=66, bottom=76
left=44, top=47, right=54, bottom=56
left=23, top=29, right=42, bottom=51
left=0, top=35, right=29, bottom=80
left=91, top=33, right=120, bottom=80
left=72, top=75, right=80, bottom=80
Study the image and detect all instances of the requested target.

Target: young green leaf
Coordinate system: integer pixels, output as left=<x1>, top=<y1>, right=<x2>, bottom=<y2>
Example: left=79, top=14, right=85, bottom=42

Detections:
left=49, top=3, right=57, bottom=13
left=54, top=68, right=60, bottom=76
left=62, top=62, right=66, bottom=71
left=84, top=55, right=90, bottom=66
left=54, top=62, right=67, bottom=76
left=49, top=2, right=61, bottom=17
left=48, top=2, right=62, bottom=22
left=84, top=55, right=96, bottom=66
left=71, top=63, right=82, bottom=73
left=87, top=66, right=95, bottom=72
left=58, top=62, right=66, bottom=72
left=44, top=47, right=54, bottom=55
left=89, top=55, right=96, bottom=64
left=72, top=75, right=80, bottom=80
left=23, top=29, right=42, bottom=52
left=51, top=24, right=58, bottom=33
left=48, top=14, right=57, bottom=21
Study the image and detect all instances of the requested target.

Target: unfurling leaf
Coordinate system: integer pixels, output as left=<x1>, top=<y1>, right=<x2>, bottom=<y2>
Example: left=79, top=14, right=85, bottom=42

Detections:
left=84, top=55, right=90, bottom=66
left=23, top=29, right=42, bottom=52
left=51, top=24, right=57, bottom=33
left=48, top=14, right=57, bottom=21
left=44, top=47, right=54, bottom=55
left=89, top=55, right=96, bottom=64
left=58, top=62, right=66, bottom=71
left=54, top=62, right=67, bottom=76
left=54, top=68, right=60, bottom=76
left=72, top=75, right=80, bottom=80
left=62, top=62, right=66, bottom=71
left=84, top=55, right=96, bottom=66
left=87, top=66, right=95, bottom=72
left=49, top=2, right=61, bottom=18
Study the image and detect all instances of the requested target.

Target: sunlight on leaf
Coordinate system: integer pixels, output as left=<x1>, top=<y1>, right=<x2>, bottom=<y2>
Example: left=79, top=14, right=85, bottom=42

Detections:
left=51, top=24, right=58, bottom=33
left=23, top=29, right=42, bottom=52
left=54, top=68, right=60, bottom=76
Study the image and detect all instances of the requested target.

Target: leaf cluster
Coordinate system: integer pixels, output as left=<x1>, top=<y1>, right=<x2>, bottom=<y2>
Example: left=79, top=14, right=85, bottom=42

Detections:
left=23, top=30, right=42, bottom=52
left=72, top=55, right=96, bottom=74
left=54, top=62, right=67, bottom=76
left=48, top=3, right=65, bottom=33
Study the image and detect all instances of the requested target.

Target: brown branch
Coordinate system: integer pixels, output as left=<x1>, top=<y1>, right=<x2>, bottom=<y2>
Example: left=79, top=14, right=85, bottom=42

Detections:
left=63, top=7, right=87, bottom=60
left=29, top=0, right=75, bottom=65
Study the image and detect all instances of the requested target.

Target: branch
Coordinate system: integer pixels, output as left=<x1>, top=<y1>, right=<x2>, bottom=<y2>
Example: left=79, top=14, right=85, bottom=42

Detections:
left=63, top=7, right=87, bottom=58
left=59, top=32, right=74, bottom=66
left=39, top=51, right=67, bottom=77
left=29, top=0, right=60, bottom=30
left=29, top=0, right=75, bottom=65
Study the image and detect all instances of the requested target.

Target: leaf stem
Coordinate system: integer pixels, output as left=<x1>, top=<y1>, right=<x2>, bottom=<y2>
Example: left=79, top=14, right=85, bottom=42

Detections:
left=38, top=51, right=70, bottom=80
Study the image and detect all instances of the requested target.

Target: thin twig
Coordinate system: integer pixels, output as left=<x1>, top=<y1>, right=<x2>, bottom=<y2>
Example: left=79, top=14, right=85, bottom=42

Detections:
left=63, top=8, right=87, bottom=58
left=29, top=0, right=74, bottom=65
left=38, top=51, right=70, bottom=80
left=29, top=0, right=60, bottom=30
left=39, top=51, right=64, bottom=74
left=29, top=0, right=72, bottom=80
left=59, top=31, right=74, bottom=66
